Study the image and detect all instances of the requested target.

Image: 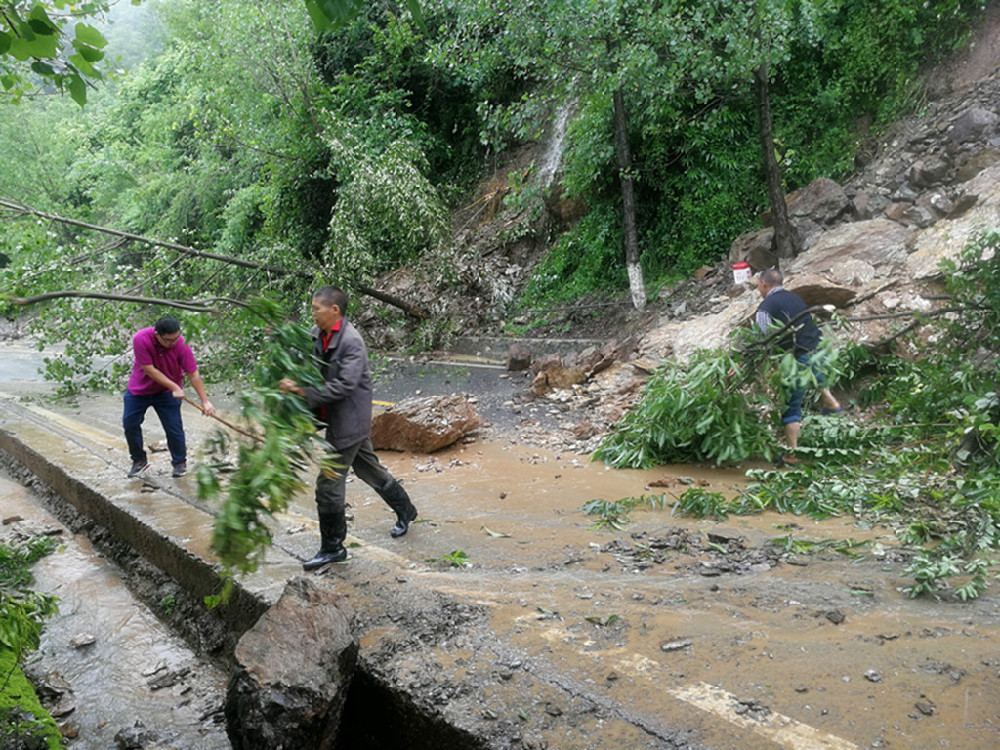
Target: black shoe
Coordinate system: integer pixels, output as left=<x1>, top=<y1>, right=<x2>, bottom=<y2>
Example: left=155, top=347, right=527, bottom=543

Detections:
left=302, top=546, right=347, bottom=570
left=128, top=460, right=150, bottom=478
left=172, top=461, right=187, bottom=478
left=390, top=505, right=419, bottom=538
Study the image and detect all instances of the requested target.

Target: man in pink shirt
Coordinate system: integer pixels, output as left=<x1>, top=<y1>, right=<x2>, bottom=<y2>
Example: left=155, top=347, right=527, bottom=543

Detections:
left=123, top=316, right=215, bottom=478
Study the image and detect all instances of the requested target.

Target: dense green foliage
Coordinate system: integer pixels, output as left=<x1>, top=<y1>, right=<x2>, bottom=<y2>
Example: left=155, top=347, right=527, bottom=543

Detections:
left=0, top=535, right=61, bottom=750
left=0, top=535, right=58, bottom=658
left=594, top=347, right=778, bottom=467
left=598, top=235, right=1000, bottom=598
left=1, top=650, right=62, bottom=750
left=1, top=0, right=985, bottom=365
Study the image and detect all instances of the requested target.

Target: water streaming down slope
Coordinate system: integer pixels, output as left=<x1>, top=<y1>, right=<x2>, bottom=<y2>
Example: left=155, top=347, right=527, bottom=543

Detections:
left=536, top=100, right=574, bottom=189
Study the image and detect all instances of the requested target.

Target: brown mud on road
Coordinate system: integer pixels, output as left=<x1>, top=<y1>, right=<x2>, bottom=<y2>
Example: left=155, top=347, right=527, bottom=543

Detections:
left=1, top=375, right=999, bottom=749
left=334, top=442, right=1000, bottom=750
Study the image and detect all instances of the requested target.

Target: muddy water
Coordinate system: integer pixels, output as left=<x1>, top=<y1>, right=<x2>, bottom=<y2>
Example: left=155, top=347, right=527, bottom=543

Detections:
left=3, top=365, right=1000, bottom=749
left=312, top=440, right=1000, bottom=750
left=1, top=471, right=230, bottom=750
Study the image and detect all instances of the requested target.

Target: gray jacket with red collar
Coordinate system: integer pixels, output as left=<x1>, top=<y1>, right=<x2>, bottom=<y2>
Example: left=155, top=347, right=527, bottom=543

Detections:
left=302, top=318, right=373, bottom=451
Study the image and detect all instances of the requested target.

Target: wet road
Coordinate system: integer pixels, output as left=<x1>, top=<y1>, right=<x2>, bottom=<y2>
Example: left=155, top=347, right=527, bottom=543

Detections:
left=3, top=340, right=1000, bottom=749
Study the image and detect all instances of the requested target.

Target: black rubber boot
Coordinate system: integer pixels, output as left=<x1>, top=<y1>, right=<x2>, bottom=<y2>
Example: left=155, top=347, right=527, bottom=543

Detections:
left=303, top=510, right=347, bottom=570
left=378, top=479, right=418, bottom=538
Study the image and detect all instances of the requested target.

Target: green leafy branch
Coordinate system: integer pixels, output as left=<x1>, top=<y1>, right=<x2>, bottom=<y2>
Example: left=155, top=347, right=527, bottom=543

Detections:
left=581, top=494, right=671, bottom=530
left=196, top=299, right=338, bottom=601
left=0, top=535, right=59, bottom=662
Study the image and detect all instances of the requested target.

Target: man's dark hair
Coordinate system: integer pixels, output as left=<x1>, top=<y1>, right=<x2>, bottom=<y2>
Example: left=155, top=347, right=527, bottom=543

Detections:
left=313, top=286, right=348, bottom=313
left=154, top=316, right=180, bottom=335
left=760, top=269, right=784, bottom=287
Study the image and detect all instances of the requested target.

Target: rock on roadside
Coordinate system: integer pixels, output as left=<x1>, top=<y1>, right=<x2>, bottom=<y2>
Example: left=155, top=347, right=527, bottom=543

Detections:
left=371, top=394, right=484, bottom=453
left=225, top=578, right=357, bottom=750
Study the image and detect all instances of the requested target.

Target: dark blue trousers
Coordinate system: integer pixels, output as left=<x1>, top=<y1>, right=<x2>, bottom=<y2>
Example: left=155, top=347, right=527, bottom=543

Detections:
left=123, top=390, right=186, bottom=467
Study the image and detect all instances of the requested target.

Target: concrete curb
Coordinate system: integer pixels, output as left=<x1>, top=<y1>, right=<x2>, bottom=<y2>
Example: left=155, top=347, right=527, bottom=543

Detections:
left=0, top=396, right=297, bottom=639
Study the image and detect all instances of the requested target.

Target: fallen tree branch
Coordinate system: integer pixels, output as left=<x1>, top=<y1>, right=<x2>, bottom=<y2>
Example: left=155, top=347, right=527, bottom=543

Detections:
left=845, top=305, right=989, bottom=354
left=844, top=306, right=982, bottom=323
left=1, top=197, right=431, bottom=319
left=356, top=282, right=429, bottom=319
left=0, top=197, right=312, bottom=280
left=8, top=290, right=222, bottom=313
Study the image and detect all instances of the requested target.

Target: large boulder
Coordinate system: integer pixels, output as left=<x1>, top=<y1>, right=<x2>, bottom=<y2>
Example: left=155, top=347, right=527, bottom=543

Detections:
left=506, top=342, right=532, bottom=371
left=531, top=364, right=587, bottom=397
left=947, top=106, right=1000, bottom=145
left=639, top=294, right=760, bottom=363
left=785, top=218, right=915, bottom=282
left=907, top=165, right=1000, bottom=279
left=371, top=394, right=483, bottom=452
left=784, top=273, right=857, bottom=309
left=226, top=577, right=357, bottom=750
left=761, top=177, right=850, bottom=227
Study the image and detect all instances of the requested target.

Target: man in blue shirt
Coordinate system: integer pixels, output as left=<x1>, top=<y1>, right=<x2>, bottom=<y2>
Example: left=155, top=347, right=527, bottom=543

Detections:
left=756, top=269, right=842, bottom=463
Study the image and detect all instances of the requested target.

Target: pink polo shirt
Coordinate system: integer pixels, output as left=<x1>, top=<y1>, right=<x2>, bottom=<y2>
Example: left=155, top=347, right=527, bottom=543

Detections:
left=127, top=327, right=198, bottom=396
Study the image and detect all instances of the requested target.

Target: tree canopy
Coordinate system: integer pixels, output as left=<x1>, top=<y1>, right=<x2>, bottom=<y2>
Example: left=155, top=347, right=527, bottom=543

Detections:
left=0, top=0, right=984, bottom=381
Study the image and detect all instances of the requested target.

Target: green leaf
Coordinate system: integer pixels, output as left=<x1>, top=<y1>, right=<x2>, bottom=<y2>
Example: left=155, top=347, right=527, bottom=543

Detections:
left=10, top=26, right=59, bottom=59
left=72, top=40, right=105, bottom=63
left=67, top=73, right=87, bottom=106
left=74, top=22, right=107, bottom=49
left=0, top=30, right=12, bottom=56
left=69, top=52, right=98, bottom=76
left=481, top=525, right=511, bottom=538
left=304, top=0, right=364, bottom=32
left=27, top=5, right=58, bottom=35
left=404, top=0, right=427, bottom=33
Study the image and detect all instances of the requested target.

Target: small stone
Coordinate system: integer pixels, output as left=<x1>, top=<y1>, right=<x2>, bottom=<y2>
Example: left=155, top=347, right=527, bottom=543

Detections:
left=69, top=633, right=96, bottom=648
left=660, top=639, right=693, bottom=653
left=50, top=698, right=76, bottom=718
left=142, top=661, right=167, bottom=677
left=864, top=670, right=883, bottom=683
left=825, top=610, right=846, bottom=625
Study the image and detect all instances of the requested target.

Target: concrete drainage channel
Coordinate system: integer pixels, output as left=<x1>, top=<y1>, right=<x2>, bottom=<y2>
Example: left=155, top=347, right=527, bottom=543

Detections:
left=0, top=399, right=479, bottom=750
left=0, top=395, right=698, bottom=750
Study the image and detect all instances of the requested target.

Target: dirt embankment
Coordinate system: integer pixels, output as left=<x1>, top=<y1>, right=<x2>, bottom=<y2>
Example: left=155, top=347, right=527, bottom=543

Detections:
left=362, top=5, right=1000, bottom=456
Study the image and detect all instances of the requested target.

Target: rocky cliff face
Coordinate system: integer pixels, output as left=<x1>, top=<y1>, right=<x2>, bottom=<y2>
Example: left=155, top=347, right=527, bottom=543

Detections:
left=643, top=7, right=1000, bottom=365
left=365, top=9, right=1000, bottom=453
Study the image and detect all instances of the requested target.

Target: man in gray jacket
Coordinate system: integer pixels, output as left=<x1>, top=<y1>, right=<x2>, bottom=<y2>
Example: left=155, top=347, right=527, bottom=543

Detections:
left=280, top=286, right=418, bottom=570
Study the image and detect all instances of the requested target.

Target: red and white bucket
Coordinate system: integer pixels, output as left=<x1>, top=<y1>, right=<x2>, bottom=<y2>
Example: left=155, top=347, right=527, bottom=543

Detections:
left=732, top=261, right=752, bottom=285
